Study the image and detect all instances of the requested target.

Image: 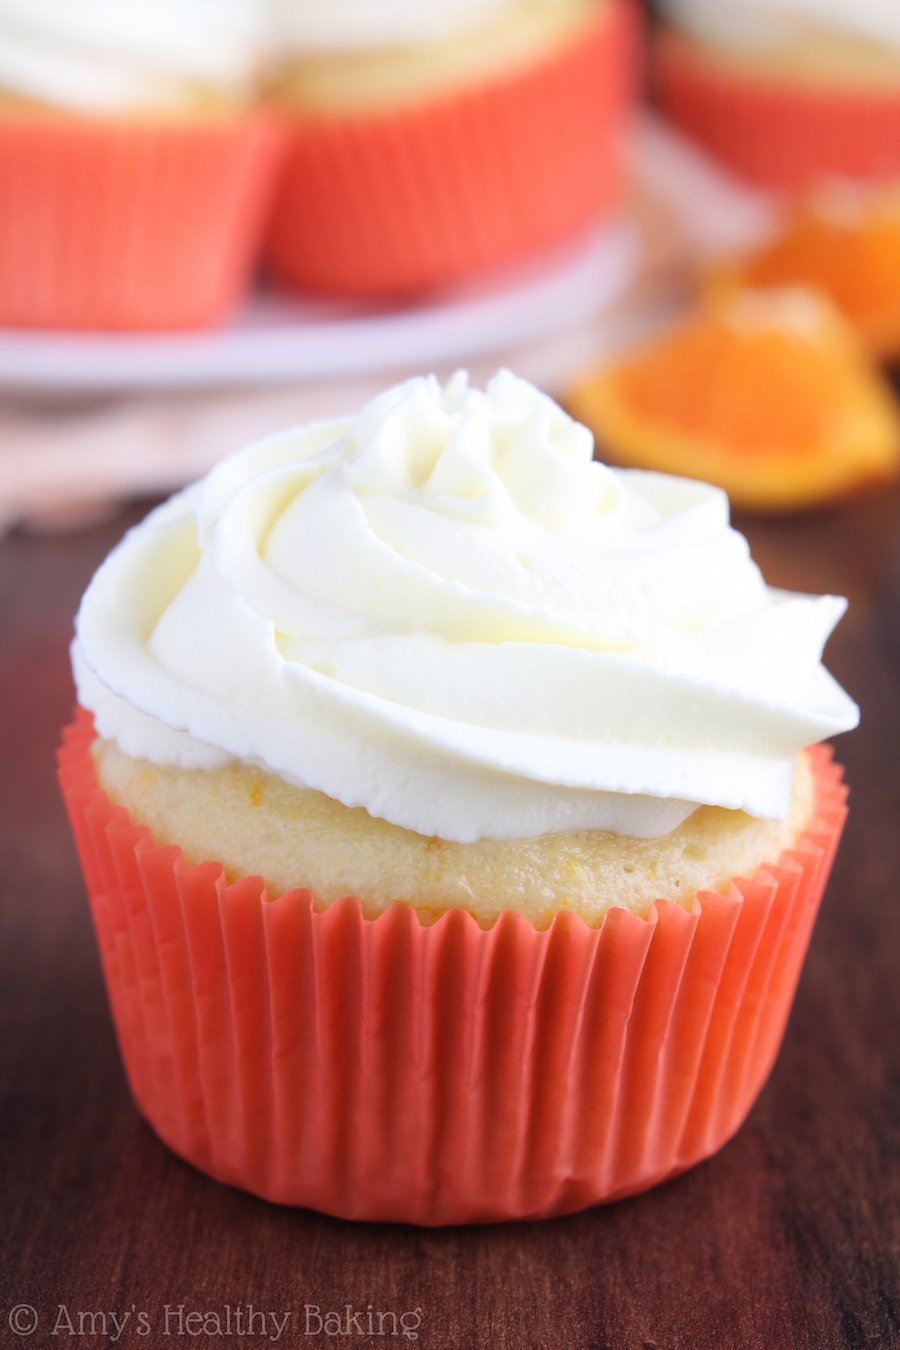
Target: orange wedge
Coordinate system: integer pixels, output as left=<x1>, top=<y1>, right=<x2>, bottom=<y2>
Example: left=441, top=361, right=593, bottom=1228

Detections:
left=568, top=290, right=900, bottom=512
left=709, top=188, right=900, bottom=361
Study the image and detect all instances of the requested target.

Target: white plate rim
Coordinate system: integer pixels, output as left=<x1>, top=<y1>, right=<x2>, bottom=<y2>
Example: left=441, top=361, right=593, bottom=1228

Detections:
left=0, top=220, right=637, bottom=395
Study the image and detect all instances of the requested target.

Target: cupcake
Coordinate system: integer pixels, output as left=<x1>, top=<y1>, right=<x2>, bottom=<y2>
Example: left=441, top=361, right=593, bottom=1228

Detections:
left=0, top=0, right=282, bottom=330
left=655, top=0, right=900, bottom=188
left=261, top=0, right=638, bottom=297
left=60, top=371, right=857, bottom=1224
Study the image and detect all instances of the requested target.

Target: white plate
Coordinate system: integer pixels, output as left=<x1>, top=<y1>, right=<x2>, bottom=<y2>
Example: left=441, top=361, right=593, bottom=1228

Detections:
left=0, top=221, right=636, bottom=396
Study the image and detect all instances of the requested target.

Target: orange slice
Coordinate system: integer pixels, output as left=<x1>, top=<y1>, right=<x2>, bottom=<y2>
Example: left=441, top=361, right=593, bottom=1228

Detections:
left=709, top=187, right=900, bottom=361
left=568, top=290, right=900, bottom=512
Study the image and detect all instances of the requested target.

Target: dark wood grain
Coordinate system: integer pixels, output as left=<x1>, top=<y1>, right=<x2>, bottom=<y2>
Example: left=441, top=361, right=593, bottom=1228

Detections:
left=1, top=487, right=898, bottom=1350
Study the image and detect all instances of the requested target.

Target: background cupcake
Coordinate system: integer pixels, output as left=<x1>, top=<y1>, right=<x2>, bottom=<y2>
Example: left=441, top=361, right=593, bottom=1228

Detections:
left=262, top=0, right=639, bottom=296
left=61, top=372, right=857, bottom=1224
left=0, top=0, right=282, bottom=330
left=655, top=0, right=900, bottom=188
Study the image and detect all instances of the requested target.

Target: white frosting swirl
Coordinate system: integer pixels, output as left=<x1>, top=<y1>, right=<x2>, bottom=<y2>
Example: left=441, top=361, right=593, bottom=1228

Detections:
left=660, top=0, right=900, bottom=52
left=265, top=0, right=525, bottom=52
left=0, top=0, right=262, bottom=111
left=73, top=371, right=858, bottom=844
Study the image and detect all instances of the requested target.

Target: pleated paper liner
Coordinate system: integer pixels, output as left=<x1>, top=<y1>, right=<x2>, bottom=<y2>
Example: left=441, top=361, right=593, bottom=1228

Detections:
left=59, top=711, right=847, bottom=1226
left=264, top=0, right=639, bottom=298
left=656, top=30, right=900, bottom=190
left=0, top=113, right=283, bottom=330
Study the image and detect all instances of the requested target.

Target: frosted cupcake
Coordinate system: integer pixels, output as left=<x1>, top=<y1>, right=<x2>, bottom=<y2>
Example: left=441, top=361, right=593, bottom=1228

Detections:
left=261, top=0, right=638, bottom=296
left=61, top=372, right=857, bottom=1224
left=0, top=0, right=281, bottom=330
left=655, top=0, right=900, bottom=187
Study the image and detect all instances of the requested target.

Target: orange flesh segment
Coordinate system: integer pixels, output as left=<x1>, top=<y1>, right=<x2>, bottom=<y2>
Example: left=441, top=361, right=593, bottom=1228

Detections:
left=610, top=319, right=855, bottom=459
left=736, top=211, right=900, bottom=346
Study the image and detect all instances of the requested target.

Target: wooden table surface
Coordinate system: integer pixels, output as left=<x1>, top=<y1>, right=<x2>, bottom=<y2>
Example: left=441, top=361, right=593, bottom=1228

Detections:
left=1, top=486, right=898, bottom=1350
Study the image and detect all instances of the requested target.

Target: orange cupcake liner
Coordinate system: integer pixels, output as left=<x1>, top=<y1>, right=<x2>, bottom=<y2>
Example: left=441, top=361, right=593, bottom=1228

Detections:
left=0, top=115, right=284, bottom=330
left=265, top=0, right=639, bottom=298
left=656, top=31, right=900, bottom=189
left=58, top=710, right=847, bottom=1225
